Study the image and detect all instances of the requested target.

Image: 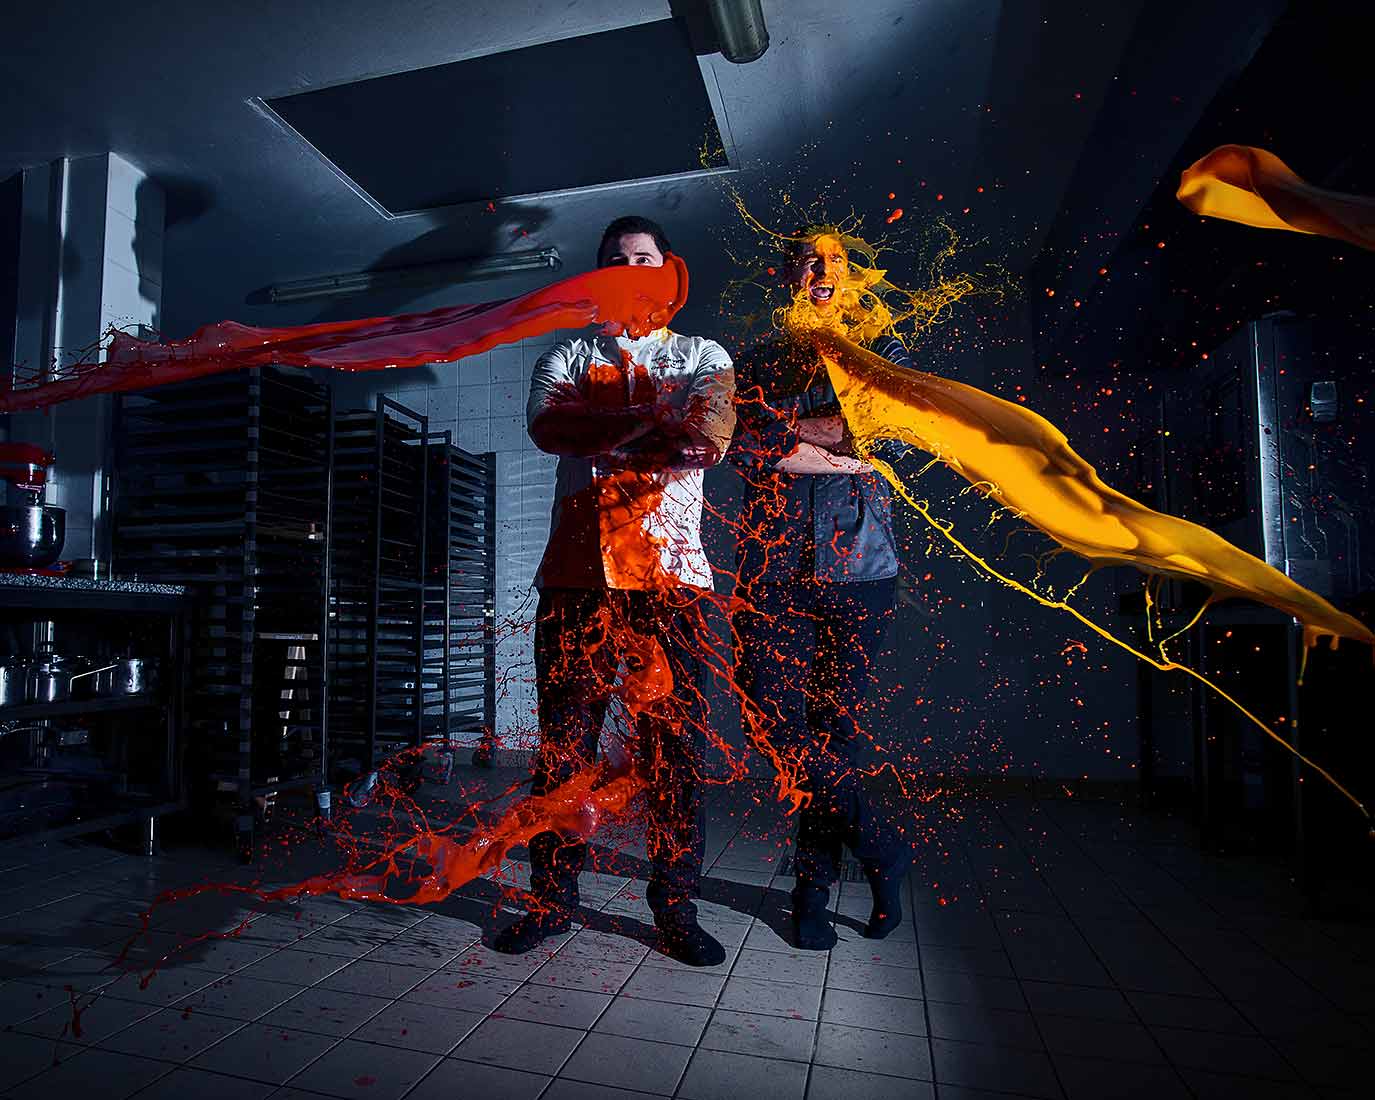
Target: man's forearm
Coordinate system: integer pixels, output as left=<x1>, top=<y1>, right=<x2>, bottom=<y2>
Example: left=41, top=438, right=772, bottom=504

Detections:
left=529, top=403, right=658, bottom=457
left=775, top=442, right=871, bottom=474
left=795, top=414, right=845, bottom=449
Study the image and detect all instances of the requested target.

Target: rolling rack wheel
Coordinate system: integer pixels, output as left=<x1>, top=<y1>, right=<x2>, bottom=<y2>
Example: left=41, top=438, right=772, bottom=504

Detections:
left=471, top=729, right=497, bottom=768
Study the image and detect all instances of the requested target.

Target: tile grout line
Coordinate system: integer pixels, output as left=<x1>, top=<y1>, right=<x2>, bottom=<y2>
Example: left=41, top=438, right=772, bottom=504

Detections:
left=1032, top=798, right=1324, bottom=1093
left=967, top=802, right=1068, bottom=1100
left=1028, top=798, right=1220, bottom=1096
left=671, top=794, right=771, bottom=1099
left=908, top=860, right=942, bottom=1100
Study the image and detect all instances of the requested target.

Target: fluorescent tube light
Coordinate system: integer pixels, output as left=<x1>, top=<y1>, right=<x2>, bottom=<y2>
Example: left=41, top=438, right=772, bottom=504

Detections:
left=269, top=246, right=562, bottom=304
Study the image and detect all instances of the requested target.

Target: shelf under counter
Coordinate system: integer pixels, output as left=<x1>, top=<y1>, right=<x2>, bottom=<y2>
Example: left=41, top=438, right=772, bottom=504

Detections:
left=0, top=798, right=185, bottom=850
left=1, top=574, right=189, bottom=850
left=0, top=695, right=164, bottom=722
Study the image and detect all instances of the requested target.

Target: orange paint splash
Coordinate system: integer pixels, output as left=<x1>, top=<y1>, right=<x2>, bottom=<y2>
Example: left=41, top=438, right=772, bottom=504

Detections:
left=1, top=257, right=689, bottom=412
left=1177, top=144, right=1375, bottom=251
left=886, top=208, right=904, bottom=224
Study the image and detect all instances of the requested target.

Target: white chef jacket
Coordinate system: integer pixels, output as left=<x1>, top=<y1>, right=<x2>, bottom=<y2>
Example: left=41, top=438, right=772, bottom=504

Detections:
left=527, top=328, right=735, bottom=590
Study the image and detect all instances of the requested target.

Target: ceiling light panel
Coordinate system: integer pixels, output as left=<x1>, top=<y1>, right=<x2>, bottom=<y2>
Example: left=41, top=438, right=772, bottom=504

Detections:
left=263, top=20, right=729, bottom=216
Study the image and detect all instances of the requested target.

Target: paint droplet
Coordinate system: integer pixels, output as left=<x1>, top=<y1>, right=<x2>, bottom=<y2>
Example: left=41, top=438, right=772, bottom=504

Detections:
left=885, top=208, right=904, bottom=224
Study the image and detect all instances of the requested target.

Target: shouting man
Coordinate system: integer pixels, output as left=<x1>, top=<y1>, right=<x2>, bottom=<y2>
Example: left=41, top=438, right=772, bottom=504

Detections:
left=729, top=226, right=914, bottom=950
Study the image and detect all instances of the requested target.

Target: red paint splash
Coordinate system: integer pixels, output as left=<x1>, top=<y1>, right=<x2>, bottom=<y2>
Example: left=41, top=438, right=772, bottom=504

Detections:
left=885, top=208, right=904, bottom=224
left=1, top=257, right=689, bottom=412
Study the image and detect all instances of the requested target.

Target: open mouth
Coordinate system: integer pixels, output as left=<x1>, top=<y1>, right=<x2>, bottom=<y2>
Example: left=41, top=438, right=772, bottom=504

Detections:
left=808, top=282, right=835, bottom=303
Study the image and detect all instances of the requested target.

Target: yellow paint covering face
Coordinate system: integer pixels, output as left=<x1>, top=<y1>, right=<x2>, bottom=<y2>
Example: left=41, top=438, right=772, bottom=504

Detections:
left=1177, top=144, right=1375, bottom=251
left=814, top=330, right=1375, bottom=653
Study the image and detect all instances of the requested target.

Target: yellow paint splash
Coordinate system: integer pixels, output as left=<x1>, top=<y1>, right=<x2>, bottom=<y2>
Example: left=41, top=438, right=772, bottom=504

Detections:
left=731, top=202, right=1370, bottom=820
left=1177, top=144, right=1375, bottom=251
left=815, top=331, right=1372, bottom=819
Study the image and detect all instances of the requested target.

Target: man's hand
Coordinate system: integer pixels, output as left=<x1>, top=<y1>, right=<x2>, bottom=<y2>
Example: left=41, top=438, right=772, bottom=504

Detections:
left=528, top=392, right=660, bottom=457
left=600, top=418, right=720, bottom=472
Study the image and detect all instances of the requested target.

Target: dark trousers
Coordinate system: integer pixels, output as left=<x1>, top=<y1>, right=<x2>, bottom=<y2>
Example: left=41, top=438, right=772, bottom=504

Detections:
left=734, top=578, right=905, bottom=887
left=529, top=586, right=709, bottom=922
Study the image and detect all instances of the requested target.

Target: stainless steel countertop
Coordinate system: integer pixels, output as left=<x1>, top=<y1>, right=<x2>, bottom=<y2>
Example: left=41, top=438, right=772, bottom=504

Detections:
left=0, top=574, right=187, bottom=596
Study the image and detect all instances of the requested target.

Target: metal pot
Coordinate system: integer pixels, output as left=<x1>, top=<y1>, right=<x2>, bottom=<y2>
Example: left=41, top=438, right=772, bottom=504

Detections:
left=0, top=658, right=27, bottom=708
left=0, top=503, right=65, bottom=568
left=108, top=657, right=156, bottom=697
left=27, top=656, right=115, bottom=704
left=71, top=657, right=110, bottom=699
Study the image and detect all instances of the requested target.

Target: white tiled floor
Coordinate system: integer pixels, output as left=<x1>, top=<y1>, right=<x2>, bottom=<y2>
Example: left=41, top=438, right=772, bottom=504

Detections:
left=1, top=776, right=1372, bottom=1099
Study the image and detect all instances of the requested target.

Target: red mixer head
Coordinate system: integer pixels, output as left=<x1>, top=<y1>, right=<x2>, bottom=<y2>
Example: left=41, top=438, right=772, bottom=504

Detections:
left=0, top=443, right=54, bottom=496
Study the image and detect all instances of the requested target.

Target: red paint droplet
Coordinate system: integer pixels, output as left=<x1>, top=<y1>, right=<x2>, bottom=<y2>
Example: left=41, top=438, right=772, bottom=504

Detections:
left=935, top=193, right=944, bottom=201
left=355, top=1076, right=376, bottom=1087
left=766, top=267, right=776, bottom=276
left=885, top=208, right=904, bottom=224
left=485, top=201, right=495, bottom=212
left=887, top=192, right=895, bottom=200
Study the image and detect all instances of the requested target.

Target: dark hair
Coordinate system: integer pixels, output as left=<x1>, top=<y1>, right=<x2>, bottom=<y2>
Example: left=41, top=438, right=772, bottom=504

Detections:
left=781, top=224, right=875, bottom=269
left=597, top=216, right=672, bottom=266
left=781, top=224, right=838, bottom=267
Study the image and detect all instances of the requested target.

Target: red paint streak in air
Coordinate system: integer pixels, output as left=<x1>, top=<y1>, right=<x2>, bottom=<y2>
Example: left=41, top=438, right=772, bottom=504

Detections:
left=1, top=257, right=689, bottom=412
left=885, top=208, right=904, bottom=224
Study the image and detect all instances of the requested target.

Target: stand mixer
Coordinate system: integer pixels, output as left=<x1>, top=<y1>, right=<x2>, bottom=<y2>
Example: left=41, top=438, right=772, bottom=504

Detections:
left=0, top=444, right=65, bottom=569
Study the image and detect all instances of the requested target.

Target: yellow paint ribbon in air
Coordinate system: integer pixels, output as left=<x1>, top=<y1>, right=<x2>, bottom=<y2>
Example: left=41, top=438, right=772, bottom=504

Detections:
left=1177, top=144, right=1375, bottom=251
left=815, top=330, right=1374, bottom=653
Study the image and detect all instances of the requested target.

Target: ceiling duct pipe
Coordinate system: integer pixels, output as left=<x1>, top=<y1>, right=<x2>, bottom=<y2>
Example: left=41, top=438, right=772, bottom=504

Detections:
left=706, top=0, right=769, bottom=64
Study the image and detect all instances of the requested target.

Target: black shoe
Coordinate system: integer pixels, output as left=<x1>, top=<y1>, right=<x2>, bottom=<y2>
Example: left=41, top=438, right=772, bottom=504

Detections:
left=655, top=918, right=726, bottom=967
left=862, top=850, right=913, bottom=940
left=791, top=883, right=838, bottom=951
left=492, top=907, right=572, bottom=955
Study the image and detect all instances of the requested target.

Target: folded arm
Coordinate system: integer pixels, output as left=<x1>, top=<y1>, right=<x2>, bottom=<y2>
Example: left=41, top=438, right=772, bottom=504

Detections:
left=528, top=388, right=660, bottom=457
left=527, top=341, right=735, bottom=469
left=777, top=413, right=873, bottom=474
